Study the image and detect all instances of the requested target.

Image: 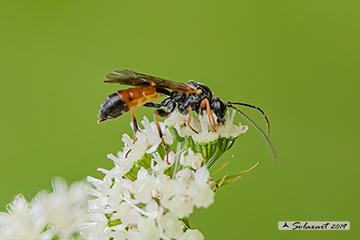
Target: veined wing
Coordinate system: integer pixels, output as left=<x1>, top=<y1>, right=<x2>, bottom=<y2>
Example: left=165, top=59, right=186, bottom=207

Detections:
left=105, top=69, right=197, bottom=93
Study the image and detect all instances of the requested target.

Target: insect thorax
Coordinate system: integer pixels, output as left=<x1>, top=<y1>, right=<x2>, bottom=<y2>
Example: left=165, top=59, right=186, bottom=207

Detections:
left=170, top=81, right=213, bottom=115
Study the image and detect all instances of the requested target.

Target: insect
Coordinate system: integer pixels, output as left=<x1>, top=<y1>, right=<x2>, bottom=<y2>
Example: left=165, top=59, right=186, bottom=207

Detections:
left=98, top=69, right=277, bottom=165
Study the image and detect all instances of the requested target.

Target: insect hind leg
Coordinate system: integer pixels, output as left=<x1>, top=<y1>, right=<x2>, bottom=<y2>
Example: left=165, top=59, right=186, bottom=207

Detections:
left=125, top=109, right=141, bottom=159
left=130, top=109, right=141, bottom=143
left=143, top=101, right=176, bottom=165
left=154, top=109, right=172, bottom=164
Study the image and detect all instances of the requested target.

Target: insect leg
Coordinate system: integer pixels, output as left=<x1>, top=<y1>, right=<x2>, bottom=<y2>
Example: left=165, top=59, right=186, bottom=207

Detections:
left=200, top=98, right=216, bottom=132
left=154, top=109, right=172, bottom=164
left=126, top=104, right=160, bottom=159
left=143, top=102, right=162, bottom=108
left=125, top=109, right=141, bottom=159
left=131, top=109, right=140, bottom=143
left=125, top=109, right=140, bottom=158
left=186, top=106, right=199, bottom=134
left=227, top=102, right=270, bottom=137
left=143, top=100, right=177, bottom=164
left=225, top=102, right=278, bottom=166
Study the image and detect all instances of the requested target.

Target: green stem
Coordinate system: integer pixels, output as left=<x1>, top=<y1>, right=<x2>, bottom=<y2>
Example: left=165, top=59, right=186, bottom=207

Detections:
left=181, top=217, right=191, bottom=229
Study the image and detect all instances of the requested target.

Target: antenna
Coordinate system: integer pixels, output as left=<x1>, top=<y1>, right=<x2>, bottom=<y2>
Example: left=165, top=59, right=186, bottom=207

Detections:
left=227, top=102, right=270, bottom=137
left=226, top=102, right=278, bottom=166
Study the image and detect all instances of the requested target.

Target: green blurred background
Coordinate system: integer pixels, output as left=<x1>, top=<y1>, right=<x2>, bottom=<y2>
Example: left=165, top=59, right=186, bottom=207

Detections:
left=1, top=0, right=359, bottom=239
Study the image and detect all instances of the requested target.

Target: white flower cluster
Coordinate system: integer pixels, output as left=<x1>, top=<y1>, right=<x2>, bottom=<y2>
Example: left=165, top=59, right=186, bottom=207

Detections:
left=0, top=178, right=89, bottom=240
left=0, top=110, right=254, bottom=240
left=165, top=110, right=248, bottom=167
left=84, top=165, right=211, bottom=240
left=84, top=111, right=250, bottom=240
left=165, top=110, right=248, bottom=145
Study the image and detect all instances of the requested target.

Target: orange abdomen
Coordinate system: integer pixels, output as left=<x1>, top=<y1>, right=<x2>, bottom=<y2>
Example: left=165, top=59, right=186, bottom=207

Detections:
left=118, top=86, right=164, bottom=109
left=98, top=86, right=165, bottom=123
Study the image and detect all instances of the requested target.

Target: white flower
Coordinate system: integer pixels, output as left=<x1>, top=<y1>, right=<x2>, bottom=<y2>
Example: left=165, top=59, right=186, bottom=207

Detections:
left=0, top=178, right=89, bottom=240
left=164, top=110, right=187, bottom=127
left=191, top=115, right=219, bottom=143
left=131, top=168, right=154, bottom=203
left=188, top=166, right=215, bottom=208
left=141, top=116, right=174, bottom=148
left=161, top=195, right=195, bottom=218
left=107, top=230, right=128, bottom=240
left=180, top=229, right=204, bottom=240
left=152, top=172, right=174, bottom=196
left=82, top=221, right=108, bottom=240
left=124, top=116, right=174, bottom=160
left=0, top=194, right=50, bottom=240
left=145, top=200, right=160, bottom=219
left=151, top=151, right=175, bottom=173
left=126, top=209, right=142, bottom=224
left=122, top=133, right=148, bottom=162
left=175, top=168, right=193, bottom=182
left=217, top=110, right=248, bottom=138
left=137, top=218, right=160, bottom=240
left=1, top=108, right=253, bottom=240
left=112, top=202, right=132, bottom=224
left=84, top=113, right=251, bottom=239
left=180, top=149, right=203, bottom=169
left=43, top=178, right=90, bottom=237
left=161, top=212, right=184, bottom=239
left=107, top=152, right=133, bottom=174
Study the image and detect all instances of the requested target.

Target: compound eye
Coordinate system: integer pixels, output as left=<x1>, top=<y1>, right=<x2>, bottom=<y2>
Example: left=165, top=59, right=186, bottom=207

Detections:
left=212, top=98, right=226, bottom=118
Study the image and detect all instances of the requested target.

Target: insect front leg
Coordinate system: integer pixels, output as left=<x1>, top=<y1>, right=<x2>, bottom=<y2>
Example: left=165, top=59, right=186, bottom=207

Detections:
left=200, top=98, right=216, bottom=132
